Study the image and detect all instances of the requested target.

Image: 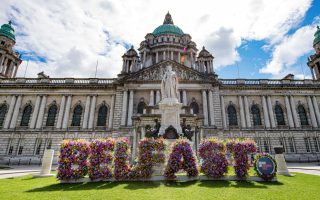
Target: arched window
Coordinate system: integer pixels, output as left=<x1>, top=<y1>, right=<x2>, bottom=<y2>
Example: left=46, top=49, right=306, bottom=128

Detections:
left=298, top=105, right=308, bottom=126
left=0, top=104, right=8, bottom=127
left=71, top=105, right=82, bottom=126
left=20, top=105, right=32, bottom=126
left=251, top=105, right=262, bottom=126
left=190, top=102, right=199, bottom=114
left=46, top=104, right=58, bottom=126
left=275, top=105, right=285, bottom=126
left=137, top=102, right=146, bottom=114
left=97, top=105, right=108, bottom=126
left=227, top=105, right=238, bottom=126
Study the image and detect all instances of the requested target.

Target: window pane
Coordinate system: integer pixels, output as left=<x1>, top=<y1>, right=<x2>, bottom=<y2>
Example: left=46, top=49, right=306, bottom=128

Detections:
left=275, top=105, right=285, bottom=125
left=20, top=105, right=32, bottom=126
left=251, top=105, right=261, bottom=126
left=228, top=105, right=237, bottom=126
left=46, top=105, right=57, bottom=126
left=97, top=105, right=108, bottom=126
left=71, top=105, right=82, bottom=126
left=298, top=105, right=308, bottom=126
left=0, top=104, right=8, bottom=127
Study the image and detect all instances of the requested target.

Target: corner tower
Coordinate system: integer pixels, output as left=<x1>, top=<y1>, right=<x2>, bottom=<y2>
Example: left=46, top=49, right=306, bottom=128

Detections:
left=308, top=25, right=320, bottom=80
left=0, top=21, right=22, bottom=78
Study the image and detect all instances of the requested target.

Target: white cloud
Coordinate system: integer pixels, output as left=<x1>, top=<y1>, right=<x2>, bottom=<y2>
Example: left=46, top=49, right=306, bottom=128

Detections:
left=260, top=22, right=318, bottom=78
left=0, top=0, right=313, bottom=77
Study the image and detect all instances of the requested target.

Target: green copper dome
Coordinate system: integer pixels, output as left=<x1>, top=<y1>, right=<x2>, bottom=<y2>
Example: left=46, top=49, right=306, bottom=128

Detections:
left=314, top=26, right=320, bottom=47
left=152, top=12, right=184, bottom=37
left=0, top=21, right=15, bottom=42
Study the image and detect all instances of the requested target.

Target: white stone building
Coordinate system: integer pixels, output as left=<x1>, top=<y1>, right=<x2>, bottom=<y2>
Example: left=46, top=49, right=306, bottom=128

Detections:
left=0, top=13, right=320, bottom=164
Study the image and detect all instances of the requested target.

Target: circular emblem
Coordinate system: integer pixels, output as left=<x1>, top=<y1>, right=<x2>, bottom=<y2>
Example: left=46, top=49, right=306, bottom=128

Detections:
left=254, top=154, right=277, bottom=181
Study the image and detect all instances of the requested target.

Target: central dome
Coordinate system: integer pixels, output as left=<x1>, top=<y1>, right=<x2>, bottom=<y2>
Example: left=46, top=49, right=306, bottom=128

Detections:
left=152, top=12, right=184, bottom=37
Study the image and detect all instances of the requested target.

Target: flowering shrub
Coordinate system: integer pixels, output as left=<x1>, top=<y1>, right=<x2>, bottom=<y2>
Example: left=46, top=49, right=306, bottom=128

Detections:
left=198, top=138, right=228, bottom=178
left=164, top=139, right=198, bottom=179
left=114, top=138, right=132, bottom=180
left=254, top=153, right=277, bottom=181
left=131, top=138, right=166, bottom=179
left=88, top=139, right=116, bottom=180
left=227, top=139, right=257, bottom=178
left=57, top=140, right=90, bottom=180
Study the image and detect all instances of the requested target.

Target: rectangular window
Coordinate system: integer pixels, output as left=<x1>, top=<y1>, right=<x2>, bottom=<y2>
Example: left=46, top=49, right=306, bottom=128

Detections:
left=18, top=146, right=23, bottom=155
left=288, top=137, right=295, bottom=153
left=8, top=146, right=13, bottom=155
left=304, top=137, right=311, bottom=153
left=279, top=137, right=286, bottom=152
left=313, top=137, right=319, bottom=152
left=35, top=139, right=42, bottom=155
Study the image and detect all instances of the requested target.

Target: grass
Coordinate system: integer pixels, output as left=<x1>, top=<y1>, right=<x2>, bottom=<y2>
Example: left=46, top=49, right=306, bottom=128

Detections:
left=0, top=173, right=319, bottom=200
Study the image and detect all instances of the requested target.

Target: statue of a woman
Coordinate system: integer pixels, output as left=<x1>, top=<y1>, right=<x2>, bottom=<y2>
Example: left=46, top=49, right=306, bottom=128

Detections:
left=161, top=65, right=179, bottom=100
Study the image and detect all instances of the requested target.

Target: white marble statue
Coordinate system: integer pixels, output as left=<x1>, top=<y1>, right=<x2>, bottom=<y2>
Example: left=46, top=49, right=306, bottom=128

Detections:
left=161, top=65, right=179, bottom=100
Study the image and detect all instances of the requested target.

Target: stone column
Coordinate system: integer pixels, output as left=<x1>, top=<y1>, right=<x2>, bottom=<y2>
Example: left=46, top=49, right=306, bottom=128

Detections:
left=88, top=95, right=97, bottom=129
left=290, top=96, right=300, bottom=128
left=29, top=95, right=41, bottom=129
left=3, top=95, right=16, bottom=129
left=7, top=62, right=14, bottom=77
left=163, top=51, right=166, bottom=60
left=202, top=90, right=209, bottom=126
left=312, top=96, right=320, bottom=126
left=108, top=95, right=115, bottom=129
left=182, top=90, right=187, bottom=106
left=244, top=96, right=251, bottom=128
left=82, top=96, right=91, bottom=129
left=156, top=51, right=159, bottom=63
left=190, top=52, right=194, bottom=68
left=238, top=96, right=246, bottom=128
left=262, top=96, right=270, bottom=128
left=127, top=91, right=134, bottom=126
left=267, top=96, right=276, bottom=128
left=220, top=96, right=227, bottom=129
left=156, top=90, right=161, bottom=104
left=36, top=95, right=47, bottom=128
left=143, top=51, right=146, bottom=67
left=208, top=90, right=215, bottom=126
left=284, top=96, right=294, bottom=128
left=307, top=96, right=318, bottom=128
left=56, top=96, right=66, bottom=129
left=121, top=91, right=128, bottom=126
left=62, top=96, right=72, bottom=129
left=9, top=95, right=22, bottom=128
left=141, top=127, right=146, bottom=138
left=0, top=55, right=4, bottom=66
left=171, top=51, right=173, bottom=60
left=149, top=90, right=154, bottom=106
left=178, top=52, right=181, bottom=63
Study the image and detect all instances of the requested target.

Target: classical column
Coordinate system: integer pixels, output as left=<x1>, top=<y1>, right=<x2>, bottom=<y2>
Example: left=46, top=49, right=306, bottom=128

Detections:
left=220, top=96, right=227, bottom=129
left=127, top=90, right=134, bottom=126
left=307, top=96, right=318, bottom=128
left=121, top=91, right=128, bottom=126
left=178, top=52, right=181, bottom=63
left=244, top=96, right=251, bottom=128
left=171, top=51, right=173, bottom=60
left=82, top=96, right=91, bottom=129
left=3, top=95, right=16, bottom=129
left=56, top=96, right=66, bottom=129
left=108, top=95, right=115, bottom=129
left=7, top=62, right=14, bottom=77
left=182, top=90, right=187, bottom=106
left=267, top=96, right=276, bottom=128
left=156, top=90, right=161, bottom=104
left=149, top=90, right=154, bottom=106
left=284, top=96, right=294, bottom=128
left=36, top=95, right=47, bottom=128
left=208, top=90, right=215, bottom=126
left=29, top=95, right=41, bottom=129
left=143, top=51, right=146, bottom=67
left=190, top=52, right=194, bottom=68
left=202, top=90, right=209, bottom=126
left=0, top=55, right=4, bottom=66
left=290, top=96, right=300, bottom=128
left=156, top=52, right=159, bottom=63
left=238, top=96, right=246, bottom=128
left=88, top=95, right=97, bottom=129
left=62, top=96, right=72, bottom=129
left=163, top=51, right=166, bottom=60
left=262, top=96, right=270, bottom=128
left=9, top=95, right=22, bottom=128
left=312, top=96, right=320, bottom=126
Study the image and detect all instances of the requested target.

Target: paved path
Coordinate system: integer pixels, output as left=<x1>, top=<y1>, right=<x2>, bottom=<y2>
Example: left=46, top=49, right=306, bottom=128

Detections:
left=0, top=163, right=319, bottom=179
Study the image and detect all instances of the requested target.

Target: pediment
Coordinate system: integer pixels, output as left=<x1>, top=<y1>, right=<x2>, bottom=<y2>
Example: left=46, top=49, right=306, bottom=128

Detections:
left=122, top=60, right=216, bottom=82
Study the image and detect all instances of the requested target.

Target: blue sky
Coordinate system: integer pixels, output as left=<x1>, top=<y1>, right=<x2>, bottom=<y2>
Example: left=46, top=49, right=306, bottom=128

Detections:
left=0, top=0, right=319, bottom=79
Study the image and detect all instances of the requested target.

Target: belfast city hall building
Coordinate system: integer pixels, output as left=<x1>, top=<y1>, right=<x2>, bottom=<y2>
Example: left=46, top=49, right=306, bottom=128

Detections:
left=0, top=13, right=320, bottom=164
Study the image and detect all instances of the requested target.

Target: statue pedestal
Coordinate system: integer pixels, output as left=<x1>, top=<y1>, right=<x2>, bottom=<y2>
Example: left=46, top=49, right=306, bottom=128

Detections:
left=34, top=149, right=55, bottom=177
left=158, top=99, right=182, bottom=135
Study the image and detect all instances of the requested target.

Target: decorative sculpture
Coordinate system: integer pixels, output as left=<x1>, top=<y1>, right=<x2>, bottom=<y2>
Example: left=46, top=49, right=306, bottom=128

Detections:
left=161, top=65, right=179, bottom=100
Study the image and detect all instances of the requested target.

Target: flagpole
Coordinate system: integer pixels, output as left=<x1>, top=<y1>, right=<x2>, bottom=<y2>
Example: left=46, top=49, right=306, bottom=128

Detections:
left=24, top=60, right=29, bottom=78
left=94, top=60, right=98, bottom=78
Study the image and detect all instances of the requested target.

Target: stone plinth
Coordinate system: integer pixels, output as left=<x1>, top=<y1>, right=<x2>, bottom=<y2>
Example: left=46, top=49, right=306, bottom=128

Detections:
left=34, top=149, right=54, bottom=177
left=158, top=99, right=183, bottom=135
left=274, top=146, right=292, bottom=176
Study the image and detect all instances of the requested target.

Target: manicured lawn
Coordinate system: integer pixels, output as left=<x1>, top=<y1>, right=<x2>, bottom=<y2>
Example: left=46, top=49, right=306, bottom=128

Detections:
left=0, top=173, right=319, bottom=200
